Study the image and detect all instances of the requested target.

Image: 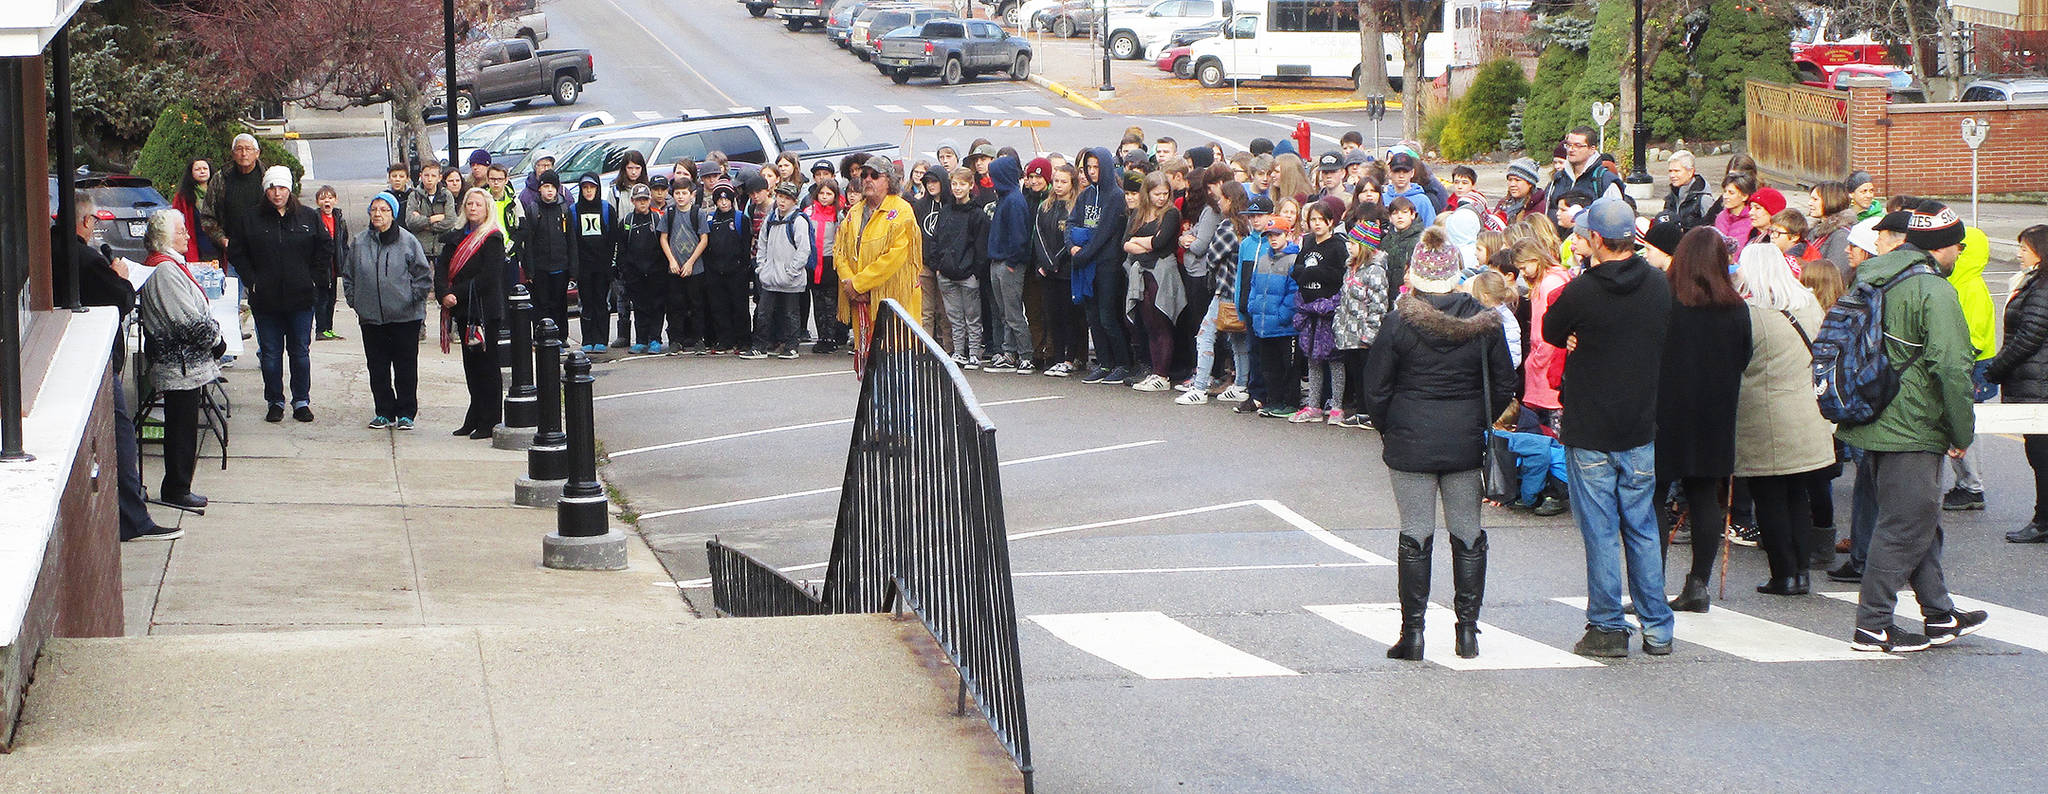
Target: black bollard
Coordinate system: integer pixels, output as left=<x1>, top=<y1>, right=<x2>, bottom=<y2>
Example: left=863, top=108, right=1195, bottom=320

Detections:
left=515, top=319, right=569, bottom=506
left=544, top=348, right=626, bottom=569
left=493, top=284, right=538, bottom=450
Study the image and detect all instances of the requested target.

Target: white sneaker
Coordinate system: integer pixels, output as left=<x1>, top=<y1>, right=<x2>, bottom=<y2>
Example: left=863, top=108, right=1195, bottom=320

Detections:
left=1043, top=362, right=1070, bottom=377
left=1174, top=389, right=1209, bottom=405
left=1217, top=385, right=1249, bottom=403
left=1131, top=374, right=1171, bottom=392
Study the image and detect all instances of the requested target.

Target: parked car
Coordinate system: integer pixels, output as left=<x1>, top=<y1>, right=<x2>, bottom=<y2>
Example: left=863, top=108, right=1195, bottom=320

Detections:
left=428, top=37, right=597, bottom=120
left=1156, top=44, right=1195, bottom=78
left=48, top=173, right=169, bottom=265
left=1038, top=0, right=1148, bottom=38
left=1961, top=76, right=2048, bottom=103
left=774, top=0, right=830, bottom=31
left=531, top=110, right=899, bottom=189
left=438, top=110, right=616, bottom=171
left=740, top=0, right=775, bottom=18
left=1799, top=63, right=1926, bottom=103
left=1014, top=0, right=1065, bottom=31
left=978, top=0, right=1041, bottom=28
left=1167, top=18, right=1223, bottom=47
left=852, top=6, right=958, bottom=62
left=1104, top=0, right=1229, bottom=61
left=827, top=0, right=904, bottom=47
left=876, top=19, right=1033, bottom=86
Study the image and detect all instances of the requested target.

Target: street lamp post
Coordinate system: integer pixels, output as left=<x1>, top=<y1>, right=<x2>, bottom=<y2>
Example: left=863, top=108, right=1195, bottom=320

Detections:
left=443, top=0, right=459, bottom=168
left=1099, top=0, right=1114, bottom=95
left=1624, top=0, right=1654, bottom=199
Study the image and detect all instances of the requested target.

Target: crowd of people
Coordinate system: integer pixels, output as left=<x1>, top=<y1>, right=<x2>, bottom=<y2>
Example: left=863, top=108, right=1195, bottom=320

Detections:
left=78, top=116, right=2048, bottom=659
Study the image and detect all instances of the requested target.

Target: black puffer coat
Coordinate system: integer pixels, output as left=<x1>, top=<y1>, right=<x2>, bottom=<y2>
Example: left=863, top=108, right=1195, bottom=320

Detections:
left=231, top=201, right=331, bottom=314
left=1990, top=270, right=2048, bottom=403
left=1362, top=292, right=1517, bottom=473
left=1655, top=303, right=1751, bottom=477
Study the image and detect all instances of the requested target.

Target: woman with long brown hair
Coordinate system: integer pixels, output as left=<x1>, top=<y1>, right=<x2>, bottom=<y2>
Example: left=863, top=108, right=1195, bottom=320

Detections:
left=1656, top=228, right=1753, bottom=611
left=1123, top=170, right=1184, bottom=392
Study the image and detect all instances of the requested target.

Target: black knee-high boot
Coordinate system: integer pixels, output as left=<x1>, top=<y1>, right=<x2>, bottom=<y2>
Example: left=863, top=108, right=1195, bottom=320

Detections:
left=1388, top=534, right=1432, bottom=660
left=1451, top=531, right=1487, bottom=659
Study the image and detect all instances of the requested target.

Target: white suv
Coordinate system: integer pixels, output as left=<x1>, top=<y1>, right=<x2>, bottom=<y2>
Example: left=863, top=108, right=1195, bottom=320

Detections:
left=1105, top=0, right=1229, bottom=61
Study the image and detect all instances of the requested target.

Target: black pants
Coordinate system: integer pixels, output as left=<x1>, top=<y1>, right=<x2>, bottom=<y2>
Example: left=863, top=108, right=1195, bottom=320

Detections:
left=666, top=273, right=706, bottom=348
left=2029, top=435, right=2048, bottom=525
left=752, top=290, right=804, bottom=352
left=1171, top=271, right=1212, bottom=382
left=809, top=262, right=846, bottom=347
left=706, top=270, right=751, bottom=350
left=113, top=379, right=155, bottom=539
left=1042, top=277, right=1083, bottom=365
left=626, top=274, right=665, bottom=346
left=529, top=268, right=571, bottom=337
left=1340, top=347, right=1370, bottom=414
left=160, top=387, right=201, bottom=501
left=361, top=320, right=422, bottom=419
left=1253, top=335, right=1300, bottom=410
left=1088, top=264, right=1129, bottom=370
left=1657, top=475, right=1726, bottom=582
left=1747, top=471, right=1818, bottom=583
left=316, top=277, right=337, bottom=334
left=579, top=266, right=612, bottom=347
left=461, top=320, right=503, bottom=430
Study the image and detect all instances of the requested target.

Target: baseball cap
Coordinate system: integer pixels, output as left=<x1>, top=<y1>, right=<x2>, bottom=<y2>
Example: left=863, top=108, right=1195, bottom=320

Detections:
left=1342, top=149, right=1370, bottom=168
left=1386, top=153, right=1417, bottom=172
left=1576, top=196, right=1637, bottom=241
left=1316, top=152, right=1343, bottom=172
left=970, top=143, right=998, bottom=161
left=1241, top=194, right=1275, bottom=215
left=773, top=181, right=801, bottom=199
left=810, top=160, right=835, bottom=175
left=629, top=184, right=652, bottom=200
left=1847, top=216, right=1883, bottom=255
left=649, top=174, right=670, bottom=189
left=1872, top=210, right=1913, bottom=233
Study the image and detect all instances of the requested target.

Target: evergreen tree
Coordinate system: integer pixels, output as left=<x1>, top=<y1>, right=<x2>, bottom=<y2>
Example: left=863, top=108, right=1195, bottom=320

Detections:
left=1689, top=0, right=1796, bottom=141
left=135, top=102, right=303, bottom=196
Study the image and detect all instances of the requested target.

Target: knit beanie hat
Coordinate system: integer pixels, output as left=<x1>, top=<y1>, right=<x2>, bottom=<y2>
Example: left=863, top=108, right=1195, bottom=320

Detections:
left=1750, top=186, right=1787, bottom=216
left=368, top=191, right=401, bottom=215
left=1407, top=246, right=1462, bottom=293
left=1344, top=219, right=1385, bottom=250
left=1506, top=158, right=1540, bottom=188
left=1903, top=201, right=1966, bottom=251
left=1025, top=157, right=1053, bottom=183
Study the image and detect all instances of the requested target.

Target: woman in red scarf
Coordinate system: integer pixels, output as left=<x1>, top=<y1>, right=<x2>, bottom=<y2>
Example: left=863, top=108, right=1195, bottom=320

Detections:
left=435, top=188, right=507, bottom=439
left=169, top=158, right=217, bottom=263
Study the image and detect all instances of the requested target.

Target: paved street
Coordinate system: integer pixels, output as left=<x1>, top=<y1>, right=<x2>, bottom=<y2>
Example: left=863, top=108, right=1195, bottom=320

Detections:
left=304, top=2, right=2048, bottom=790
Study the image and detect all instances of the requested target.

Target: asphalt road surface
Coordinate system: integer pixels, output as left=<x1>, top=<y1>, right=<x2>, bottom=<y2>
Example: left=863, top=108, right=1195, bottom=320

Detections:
left=356, top=1, right=2048, bottom=790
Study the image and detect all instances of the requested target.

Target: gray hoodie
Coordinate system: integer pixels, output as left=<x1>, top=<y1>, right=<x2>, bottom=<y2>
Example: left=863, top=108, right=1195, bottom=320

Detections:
left=344, top=207, right=435, bottom=325
left=754, top=204, right=814, bottom=293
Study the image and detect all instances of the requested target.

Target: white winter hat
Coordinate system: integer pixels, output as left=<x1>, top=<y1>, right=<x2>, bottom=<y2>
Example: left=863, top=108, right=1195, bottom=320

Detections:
left=262, top=165, right=293, bottom=191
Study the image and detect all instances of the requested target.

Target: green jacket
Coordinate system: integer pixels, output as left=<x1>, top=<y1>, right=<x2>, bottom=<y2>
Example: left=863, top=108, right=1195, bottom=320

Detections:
left=1835, top=246, right=1977, bottom=454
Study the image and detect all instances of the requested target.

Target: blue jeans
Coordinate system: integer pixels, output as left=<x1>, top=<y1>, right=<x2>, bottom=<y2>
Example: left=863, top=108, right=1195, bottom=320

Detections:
left=1495, top=430, right=1567, bottom=505
left=1846, top=446, right=1879, bottom=569
left=254, top=308, right=314, bottom=408
left=1566, top=443, right=1673, bottom=642
left=1189, top=300, right=1250, bottom=391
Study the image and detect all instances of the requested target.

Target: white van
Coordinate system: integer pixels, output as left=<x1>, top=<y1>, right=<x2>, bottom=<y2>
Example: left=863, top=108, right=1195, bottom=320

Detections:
left=1186, top=0, right=1465, bottom=89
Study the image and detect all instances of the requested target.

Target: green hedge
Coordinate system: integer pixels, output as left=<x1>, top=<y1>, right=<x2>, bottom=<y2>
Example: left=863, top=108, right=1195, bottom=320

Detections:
left=133, top=101, right=305, bottom=195
left=1689, top=0, right=1794, bottom=141
left=1523, top=45, right=1587, bottom=156
left=1434, top=58, right=1529, bottom=160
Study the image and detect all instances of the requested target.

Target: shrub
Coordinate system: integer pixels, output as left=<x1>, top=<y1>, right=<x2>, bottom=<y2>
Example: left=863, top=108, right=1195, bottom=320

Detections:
left=1523, top=44, right=1587, bottom=156
left=1436, top=58, right=1529, bottom=160
left=134, top=102, right=304, bottom=194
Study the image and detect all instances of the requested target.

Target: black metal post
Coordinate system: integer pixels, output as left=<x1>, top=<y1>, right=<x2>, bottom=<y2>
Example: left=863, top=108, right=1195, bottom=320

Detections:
left=1625, top=0, right=1653, bottom=191
left=556, top=349, right=606, bottom=537
left=1098, top=0, right=1113, bottom=93
left=54, top=23, right=81, bottom=312
left=527, top=318, right=568, bottom=481
left=1, top=60, right=32, bottom=463
left=501, top=284, right=537, bottom=427
left=444, top=0, right=459, bottom=167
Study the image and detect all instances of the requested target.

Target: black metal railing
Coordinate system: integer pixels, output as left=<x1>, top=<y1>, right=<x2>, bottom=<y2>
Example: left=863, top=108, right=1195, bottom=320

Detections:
left=706, top=298, right=1032, bottom=790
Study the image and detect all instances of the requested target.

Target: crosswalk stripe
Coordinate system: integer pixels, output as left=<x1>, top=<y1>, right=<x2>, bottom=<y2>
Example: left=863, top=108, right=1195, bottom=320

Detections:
left=1307, top=603, right=1603, bottom=671
left=631, top=110, right=661, bottom=120
left=729, top=106, right=758, bottom=113
left=1029, top=612, right=1297, bottom=679
left=1018, top=105, right=1052, bottom=116
left=826, top=104, right=862, bottom=114
left=925, top=104, right=958, bottom=114
left=680, top=108, right=708, bottom=117
left=1058, top=107, right=1084, bottom=117
left=876, top=104, right=908, bottom=113
left=1822, top=591, right=2048, bottom=653
left=782, top=105, right=813, bottom=115
left=971, top=104, right=1005, bottom=114
left=1552, top=597, right=1886, bottom=662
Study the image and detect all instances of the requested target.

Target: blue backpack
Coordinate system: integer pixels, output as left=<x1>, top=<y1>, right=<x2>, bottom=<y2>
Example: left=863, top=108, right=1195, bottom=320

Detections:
left=1810, top=261, right=1937, bottom=425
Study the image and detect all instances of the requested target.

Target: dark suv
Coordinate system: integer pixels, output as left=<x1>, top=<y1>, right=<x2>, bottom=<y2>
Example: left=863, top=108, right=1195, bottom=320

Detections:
left=49, top=173, right=171, bottom=264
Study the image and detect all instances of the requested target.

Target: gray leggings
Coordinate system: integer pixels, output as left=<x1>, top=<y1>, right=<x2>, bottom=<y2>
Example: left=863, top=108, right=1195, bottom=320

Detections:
left=1389, top=469, right=1484, bottom=544
left=1306, top=357, right=1345, bottom=411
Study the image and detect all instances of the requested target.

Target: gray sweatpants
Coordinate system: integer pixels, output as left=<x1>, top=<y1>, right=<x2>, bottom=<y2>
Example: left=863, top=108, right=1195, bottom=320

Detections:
left=1390, top=469, right=1484, bottom=545
left=988, top=259, right=1031, bottom=359
left=939, top=276, right=983, bottom=359
left=1856, top=451, right=1958, bottom=631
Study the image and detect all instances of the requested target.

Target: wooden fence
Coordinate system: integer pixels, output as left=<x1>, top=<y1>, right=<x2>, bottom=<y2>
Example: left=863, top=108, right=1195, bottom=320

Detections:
left=1745, top=79, right=1849, bottom=188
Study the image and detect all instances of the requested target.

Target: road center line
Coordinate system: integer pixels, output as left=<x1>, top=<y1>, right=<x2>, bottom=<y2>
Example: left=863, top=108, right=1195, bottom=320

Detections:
left=635, top=439, right=1164, bottom=521
left=608, top=396, right=1064, bottom=457
left=595, top=370, right=842, bottom=402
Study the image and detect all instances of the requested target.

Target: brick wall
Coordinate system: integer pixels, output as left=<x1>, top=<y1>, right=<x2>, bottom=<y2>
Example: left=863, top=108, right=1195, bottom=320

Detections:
left=1845, top=75, right=2048, bottom=197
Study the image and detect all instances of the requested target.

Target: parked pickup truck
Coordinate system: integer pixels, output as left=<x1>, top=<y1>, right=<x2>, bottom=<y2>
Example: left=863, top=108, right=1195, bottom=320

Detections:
left=774, top=0, right=830, bottom=31
left=429, top=38, right=597, bottom=120
left=875, top=19, right=1032, bottom=86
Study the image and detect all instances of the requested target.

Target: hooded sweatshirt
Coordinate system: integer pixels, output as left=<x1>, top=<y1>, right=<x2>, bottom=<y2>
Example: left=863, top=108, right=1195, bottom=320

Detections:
left=1540, top=253, right=1673, bottom=451
left=616, top=207, right=665, bottom=281
left=929, top=187, right=987, bottom=282
left=755, top=204, right=815, bottom=293
left=572, top=189, right=618, bottom=278
left=1033, top=191, right=1073, bottom=281
left=1383, top=180, right=1437, bottom=227
left=1379, top=221, right=1423, bottom=311
left=986, top=156, right=1030, bottom=263
left=520, top=185, right=577, bottom=276
left=1066, top=147, right=1126, bottom=300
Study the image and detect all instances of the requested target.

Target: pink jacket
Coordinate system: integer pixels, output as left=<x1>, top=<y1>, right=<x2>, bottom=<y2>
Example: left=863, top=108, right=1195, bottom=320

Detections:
left=1523, top=268, right=1571, bottom=410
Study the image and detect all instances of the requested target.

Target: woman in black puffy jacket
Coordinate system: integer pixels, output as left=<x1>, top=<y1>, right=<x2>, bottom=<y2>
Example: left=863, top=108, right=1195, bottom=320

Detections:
left=1991, top=225, right=2048, bottom=544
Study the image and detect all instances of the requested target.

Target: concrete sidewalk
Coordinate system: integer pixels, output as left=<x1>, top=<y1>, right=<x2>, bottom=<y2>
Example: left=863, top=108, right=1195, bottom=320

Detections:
left=0, top=304, right=1022, bottom=791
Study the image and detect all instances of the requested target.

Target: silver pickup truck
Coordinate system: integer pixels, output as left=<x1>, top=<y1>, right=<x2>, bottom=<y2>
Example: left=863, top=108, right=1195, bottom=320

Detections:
left=773, top=0, right=830, bottom=31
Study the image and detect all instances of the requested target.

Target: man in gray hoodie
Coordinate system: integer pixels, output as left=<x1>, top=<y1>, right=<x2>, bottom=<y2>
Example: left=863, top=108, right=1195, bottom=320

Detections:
left=343, top=192, right=435, bottom=429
